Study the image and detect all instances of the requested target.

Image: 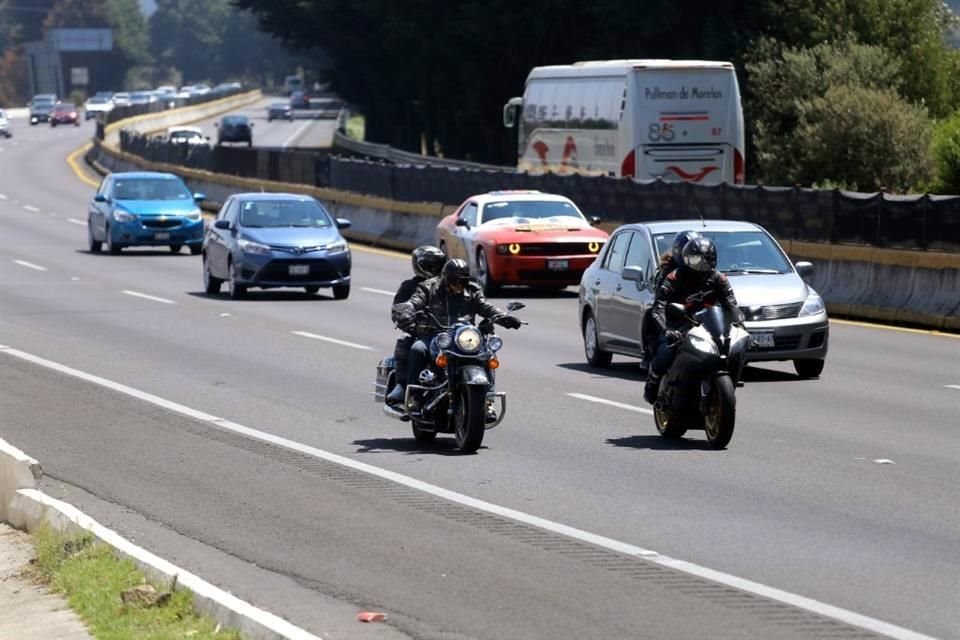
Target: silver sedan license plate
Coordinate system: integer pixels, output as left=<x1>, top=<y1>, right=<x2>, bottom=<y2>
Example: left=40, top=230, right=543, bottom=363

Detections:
left=289, top=264, right=310, bottom=275
left=750, top=331, right=775, bottom=348
left=547, top=259, right=568, bottom=271
left=154, top=232, right=170, bottom=240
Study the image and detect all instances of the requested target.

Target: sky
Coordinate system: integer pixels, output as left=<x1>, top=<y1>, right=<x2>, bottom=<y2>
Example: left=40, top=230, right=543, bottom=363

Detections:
left=138, top=0, right=156, bottom=16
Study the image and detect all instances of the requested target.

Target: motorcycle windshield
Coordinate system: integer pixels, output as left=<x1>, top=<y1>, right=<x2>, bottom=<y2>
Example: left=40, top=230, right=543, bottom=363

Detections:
left=694, top=306, right=730, bottom=341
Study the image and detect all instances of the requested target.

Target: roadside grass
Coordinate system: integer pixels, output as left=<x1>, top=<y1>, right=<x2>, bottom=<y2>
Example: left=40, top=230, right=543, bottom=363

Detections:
left=346, top=114, right=365, bottom=141
left=31, top=523, right=242, bottom=640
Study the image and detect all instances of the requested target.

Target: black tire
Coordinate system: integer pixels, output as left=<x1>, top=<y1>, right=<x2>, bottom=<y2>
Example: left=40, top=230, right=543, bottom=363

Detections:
left=794, top=359, right=825, bottom=379
left=88, top=223, right=102, bottom=253
left=228, top=261, right=246, bottom=299
left=583, top=311, right=612, bottom=368
left=203, top=257, right=222, bottom=294
left=304, top=285, right=320, bottom=295
left=170, top=244, right=182, bottom=253
left=411, top=422, right=437, bottom=444
left=476, top=248, right=499, bottom=296
left=51, top=121, right=57, bottom=128
left=704, top=375, right=736, bottom=449
left=654, top=403, right=687, bottom=439
left=189, top=245, right=202, bottom=255
left=105, top=226, right=122, bottom=254
left=453, top=385, right=486, bottom=453
left=332, top=283, right=350, bottom=300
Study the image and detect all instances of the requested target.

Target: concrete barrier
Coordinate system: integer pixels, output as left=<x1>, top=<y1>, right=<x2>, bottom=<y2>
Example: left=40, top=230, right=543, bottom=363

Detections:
left=0, top=438, right=320, bottom=640
left=86, top=138, right=960, bottom=331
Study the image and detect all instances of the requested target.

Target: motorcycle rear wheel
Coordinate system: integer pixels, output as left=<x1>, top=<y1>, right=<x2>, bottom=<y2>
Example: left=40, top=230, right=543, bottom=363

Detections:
left=454, top=385, right=486, bottom=453
left=704, top=375, right=736, bottom=449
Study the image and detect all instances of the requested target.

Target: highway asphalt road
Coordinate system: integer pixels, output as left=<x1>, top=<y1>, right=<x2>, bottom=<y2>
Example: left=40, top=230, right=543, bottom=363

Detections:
left=0, top=122, right=958, bottom=639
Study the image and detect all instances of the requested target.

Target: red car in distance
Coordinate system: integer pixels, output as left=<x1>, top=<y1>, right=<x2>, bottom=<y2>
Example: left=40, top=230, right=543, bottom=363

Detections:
left=50, top=103, right=81, bottom=127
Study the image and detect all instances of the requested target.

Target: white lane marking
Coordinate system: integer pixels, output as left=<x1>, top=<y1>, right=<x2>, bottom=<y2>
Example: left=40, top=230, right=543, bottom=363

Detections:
left=282, top=119, right=314, bottom=148
left=0, top=193, right=7, bottom=200
left=23, top=205, right=40, bottom=212
left=291, top=330, right=372, bottom=351
left=0, top=344, right=937, bottom=640
left=67, top=218, right=86, bottom=226
left=18, top=488, right=323, bottom=640
left=122, top=290, right=176, bottom=305
left=945, top=385, right=960, bottom=391
left=361, top=287, right=394, bottom=296
left=13, top=260, right=48, bottom=272
left=567, top=392, right=654, bottom=415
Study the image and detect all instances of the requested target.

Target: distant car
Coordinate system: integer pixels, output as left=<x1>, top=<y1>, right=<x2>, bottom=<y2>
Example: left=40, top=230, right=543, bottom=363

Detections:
left=129, top=91, right=157, bottom=106
left=166, top=126, right=210, bottom=146
left=83, top=96, right=114, bottom=120
left=202, top=193, right=352, bottom=299
left=0, top=109, right=11, bottom=138
left=50, top=103, right=80, bottom=127
left=215, top=114, right=253, bottom=146
left=87, top=171, right=206, bottom=255
left=289, top=90, right=310, bottom=109
left=267, top=102, right=293, bottom=121
left=112, top=92, right=132, bottom=107
left=577, top=219, right=829, bottom=378
left=435, top=190, right=609, bottom=294
left=28, top=94, right=58, bottom=125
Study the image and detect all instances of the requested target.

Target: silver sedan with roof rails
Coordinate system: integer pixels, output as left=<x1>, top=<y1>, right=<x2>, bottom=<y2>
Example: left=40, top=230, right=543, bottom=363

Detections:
left=578, top=219, right=829, bottom=378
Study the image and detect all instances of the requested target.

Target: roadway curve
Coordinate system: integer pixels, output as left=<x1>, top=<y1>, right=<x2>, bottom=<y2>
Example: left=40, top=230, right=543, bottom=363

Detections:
left=0, top=122, right=958, bottom=640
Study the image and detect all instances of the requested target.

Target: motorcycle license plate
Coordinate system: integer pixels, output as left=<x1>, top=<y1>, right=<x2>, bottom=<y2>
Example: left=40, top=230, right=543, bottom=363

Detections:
left=154, top=232, right=170, bottom=240
left=750, top=331, right=775, bottom=348
left=289, top=264, right=310, bottom=275
left=547, top=259, right=568, bottom=271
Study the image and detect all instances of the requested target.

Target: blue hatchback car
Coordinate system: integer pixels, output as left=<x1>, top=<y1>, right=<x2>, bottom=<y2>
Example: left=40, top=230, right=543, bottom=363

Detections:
left=88, top=171, right=206, bottom=254
left=202, top=193, right=352, bottom=299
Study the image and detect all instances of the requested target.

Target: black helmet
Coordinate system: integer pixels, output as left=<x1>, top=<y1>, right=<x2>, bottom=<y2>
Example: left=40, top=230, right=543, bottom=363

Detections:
left=671, top=229, right=701, bottom=264
left=681, top=237, right=717, bottom=273
left=411, top=245, right=445, bottom=278
left=441, top=258, right=471, bottom=287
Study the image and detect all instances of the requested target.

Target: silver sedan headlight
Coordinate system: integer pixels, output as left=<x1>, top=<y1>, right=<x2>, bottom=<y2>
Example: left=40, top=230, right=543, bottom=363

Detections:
left=799, top=293, right=826, bottom=317
left=455, top=327, right=482, bottom=353
left=238, top=238, right=271, bottom=256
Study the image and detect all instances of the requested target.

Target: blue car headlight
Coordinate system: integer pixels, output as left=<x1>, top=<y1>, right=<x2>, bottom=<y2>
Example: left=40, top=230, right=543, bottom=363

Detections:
left=799, top=293, right=825, bottom=317
left=238, top=238, right=272, bottom=256
left=113, top=209, right=136, bottom=222
left=185, top=209, right=202, bottom=222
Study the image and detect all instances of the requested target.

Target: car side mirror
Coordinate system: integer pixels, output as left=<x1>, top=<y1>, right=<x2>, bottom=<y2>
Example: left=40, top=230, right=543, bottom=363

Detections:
left=213, top=122, right=219, bottom=127
left=193, top=193, right=206, bottom=202
left=589, top=216, right=602, bottom=226
left=213, top=219, right=231, bottom=230
left=666, top=303, right=688, bottom=324
left=506, top=301, right=525, bottom=312
left=336, top=218, right=351, bottom=230
left=795, top=261, right=814, bottom=278
left=249, top=122, right=255, bottom=127
left=93, top=194, right=108, bottom=203
left=455, top=218, right=469, bottom=228
left=621, top=265, right=645, bottom=284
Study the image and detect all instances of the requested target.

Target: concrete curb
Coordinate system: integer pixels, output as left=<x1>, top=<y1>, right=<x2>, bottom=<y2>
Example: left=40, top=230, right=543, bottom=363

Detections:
left=0, top=439, right=321, bottom=640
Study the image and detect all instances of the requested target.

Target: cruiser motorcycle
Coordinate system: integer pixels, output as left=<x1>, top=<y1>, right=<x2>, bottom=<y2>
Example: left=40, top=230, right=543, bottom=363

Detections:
left=373, top=302, right=525, bottom=453
left=652, top=303, right=749, bottom=449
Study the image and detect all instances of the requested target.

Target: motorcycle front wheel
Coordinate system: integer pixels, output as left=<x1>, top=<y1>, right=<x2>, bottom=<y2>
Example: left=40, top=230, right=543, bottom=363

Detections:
left=453, top=385, right=486, bottom=453
left=704, top=374, right=736, bottom=449
left=654, top=403, right=687, bottom=439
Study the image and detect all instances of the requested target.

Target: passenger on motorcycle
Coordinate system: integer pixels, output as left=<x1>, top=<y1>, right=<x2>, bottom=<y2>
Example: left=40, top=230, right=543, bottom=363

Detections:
left=642, top=229, right=703, bottom=365
left=391, top=258, right=521, bottom=411
left=643, top=236, right=744, bottom=404
left=386, top=245, right=447, bottom=406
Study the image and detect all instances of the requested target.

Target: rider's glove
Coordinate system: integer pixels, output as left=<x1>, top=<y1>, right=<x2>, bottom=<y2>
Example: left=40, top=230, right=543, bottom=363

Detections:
left=496, top=315, right=523, bottom=330
left=665, top=329, right=683, bottom=343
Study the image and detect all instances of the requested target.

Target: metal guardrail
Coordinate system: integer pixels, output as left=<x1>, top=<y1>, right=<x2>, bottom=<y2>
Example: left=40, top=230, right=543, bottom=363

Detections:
left=332, top=131, right=516, bottom=172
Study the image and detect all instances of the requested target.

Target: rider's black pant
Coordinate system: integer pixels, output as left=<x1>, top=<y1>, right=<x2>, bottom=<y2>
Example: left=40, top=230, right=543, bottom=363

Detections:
left=406, top=339, right=430, bottom=387
left=393, top=335, right=415, bottom=386
left=650, top=334, right=677, bottom=378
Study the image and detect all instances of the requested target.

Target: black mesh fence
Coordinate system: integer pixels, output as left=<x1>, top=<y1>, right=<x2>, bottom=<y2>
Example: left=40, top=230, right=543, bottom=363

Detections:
left=117, top=133, right=960, bottom=252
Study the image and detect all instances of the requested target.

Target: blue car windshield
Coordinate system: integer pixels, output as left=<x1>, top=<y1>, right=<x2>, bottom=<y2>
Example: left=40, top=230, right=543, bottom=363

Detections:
left=653, top=230, right=791, bottom=274
left=239, top=200, right=333, bottom=228
left=113, top=178, right=191, bottom=201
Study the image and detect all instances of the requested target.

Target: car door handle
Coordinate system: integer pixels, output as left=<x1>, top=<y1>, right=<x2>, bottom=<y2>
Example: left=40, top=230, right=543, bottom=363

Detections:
left=615, top=283, right=622, bottom=291
left=594, top=279, right=601, bottom=286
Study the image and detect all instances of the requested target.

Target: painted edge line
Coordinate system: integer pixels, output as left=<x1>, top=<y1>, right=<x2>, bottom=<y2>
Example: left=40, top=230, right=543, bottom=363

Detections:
left=13, top=260, right=48, bottom=272
left=16, top=488, right=321, bottom=640
left=66, top=142, right=99, bottom=188
left=567, top=392, right=654, bottom=415
left=291, top=330, right=373, bottom=350
left=122, top=290, right=176, bottom=305
left=0, top=344, right=937, bottom=640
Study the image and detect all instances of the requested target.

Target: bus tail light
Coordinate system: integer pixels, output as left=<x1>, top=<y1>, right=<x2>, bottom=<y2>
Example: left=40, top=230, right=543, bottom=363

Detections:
left=620, top=150, right=636, bottom=178
left=734, top=149, right=745, bottom=184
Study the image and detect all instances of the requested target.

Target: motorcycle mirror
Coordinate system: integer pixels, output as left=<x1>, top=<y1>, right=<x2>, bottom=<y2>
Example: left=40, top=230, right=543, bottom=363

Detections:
left=666, top=303, right=687, bottom=324
left=506, top=301, right=525, bottom=312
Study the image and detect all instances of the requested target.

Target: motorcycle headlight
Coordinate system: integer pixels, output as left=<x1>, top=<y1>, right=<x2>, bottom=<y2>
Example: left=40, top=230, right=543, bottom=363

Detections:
left=799, top=294, right=825, bottom=317
left=455, top=327, right=482, bottom=353
left=185, top=209, right=202, bottom=222
left=113, top=209, right=136, bottom=222
left=689, top=333, right=717, bottom=354
left=487, top=336, right=503, bottom=352
left=436, top=333, right=453, bottom=349
left=238, top=238, right=272, bottom=256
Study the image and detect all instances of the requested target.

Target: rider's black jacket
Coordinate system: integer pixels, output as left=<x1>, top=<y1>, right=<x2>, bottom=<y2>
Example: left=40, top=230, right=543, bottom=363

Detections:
left=393, top=278, right=505, bottom=338
left=390, top=275, right=427, bottom=327
left=651, top=267, right=744, bottom=332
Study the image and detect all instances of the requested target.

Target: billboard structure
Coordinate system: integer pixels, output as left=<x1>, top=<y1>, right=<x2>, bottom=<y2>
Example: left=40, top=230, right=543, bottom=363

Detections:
left=25, top=29, right=113, bottom=98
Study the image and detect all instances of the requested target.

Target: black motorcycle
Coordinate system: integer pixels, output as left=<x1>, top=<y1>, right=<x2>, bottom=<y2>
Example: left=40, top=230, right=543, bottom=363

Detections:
left=652, top=303, right=749, bottom=449
left=374, top=302, right=525, bottom=453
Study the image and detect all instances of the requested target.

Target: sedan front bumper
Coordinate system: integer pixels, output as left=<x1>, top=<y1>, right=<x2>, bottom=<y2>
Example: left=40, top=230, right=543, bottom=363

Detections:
left=110, top=219, right=205, bottom=247
left=743, top=312, right=829, bottom=362
left=233, top=250, right=352, bottom=288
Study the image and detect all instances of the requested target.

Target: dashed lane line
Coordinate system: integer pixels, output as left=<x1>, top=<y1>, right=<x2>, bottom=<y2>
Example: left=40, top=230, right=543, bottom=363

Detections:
left=122, top=290, right=176, bottom=305
left=567, top=392, right=654, bottom=415
left=291, top=330, right=373, bottom=351
left=13, top=259, right=48, bottom=272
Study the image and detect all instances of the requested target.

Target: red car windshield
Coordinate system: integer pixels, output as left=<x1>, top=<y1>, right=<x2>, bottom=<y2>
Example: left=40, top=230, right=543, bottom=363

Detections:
left=482, top=200, right=585, bottom=223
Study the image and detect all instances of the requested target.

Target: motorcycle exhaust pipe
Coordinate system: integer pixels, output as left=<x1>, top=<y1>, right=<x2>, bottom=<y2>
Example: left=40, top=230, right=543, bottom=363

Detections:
left=382, top=403, right=407, bottom=421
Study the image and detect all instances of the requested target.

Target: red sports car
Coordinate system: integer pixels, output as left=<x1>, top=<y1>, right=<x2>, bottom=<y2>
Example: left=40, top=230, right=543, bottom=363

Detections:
left=435, top=190, right=609, bottom=294
left=50, top=103, right=80, bottom=127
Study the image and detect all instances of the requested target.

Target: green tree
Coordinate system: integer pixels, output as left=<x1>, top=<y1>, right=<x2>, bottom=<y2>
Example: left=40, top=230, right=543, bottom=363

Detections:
left=150, top=0, right=230, bottom=84
left=931, top=110, right=960, bottom=193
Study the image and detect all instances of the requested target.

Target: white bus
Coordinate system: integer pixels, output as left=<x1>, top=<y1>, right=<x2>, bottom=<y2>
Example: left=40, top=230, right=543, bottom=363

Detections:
left=503, top=60, right=745, bottom=184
